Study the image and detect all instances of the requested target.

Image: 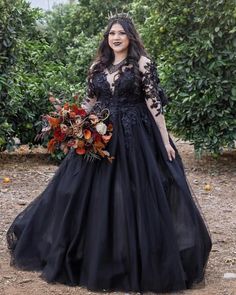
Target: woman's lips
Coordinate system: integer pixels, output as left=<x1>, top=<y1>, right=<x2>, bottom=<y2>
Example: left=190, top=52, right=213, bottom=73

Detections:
left=113, top=42, right=122, bottom=46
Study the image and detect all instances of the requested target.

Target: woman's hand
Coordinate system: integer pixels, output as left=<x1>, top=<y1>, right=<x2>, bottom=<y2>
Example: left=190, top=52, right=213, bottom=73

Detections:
left=165, top=143, right=176, bottom=161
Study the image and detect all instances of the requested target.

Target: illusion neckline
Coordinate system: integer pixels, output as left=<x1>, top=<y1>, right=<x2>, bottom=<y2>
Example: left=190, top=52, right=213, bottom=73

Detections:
left=112, top=57, right=127, bottom=65
left=102, top=66, right=132, bottom=96
left=108, top=58, right=128, bottom=74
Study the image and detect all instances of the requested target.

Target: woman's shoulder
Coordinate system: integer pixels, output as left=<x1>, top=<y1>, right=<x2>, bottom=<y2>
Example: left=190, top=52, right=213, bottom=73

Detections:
left=138, top=55, right=154, bottom=73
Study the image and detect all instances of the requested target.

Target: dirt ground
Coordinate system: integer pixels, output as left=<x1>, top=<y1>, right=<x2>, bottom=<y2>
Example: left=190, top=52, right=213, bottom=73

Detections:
left=0, top=140, right=236, bottom=295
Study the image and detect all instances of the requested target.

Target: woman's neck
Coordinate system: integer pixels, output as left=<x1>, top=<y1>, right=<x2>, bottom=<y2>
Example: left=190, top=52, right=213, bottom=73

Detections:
left=113, top=52, right=128, bottom=64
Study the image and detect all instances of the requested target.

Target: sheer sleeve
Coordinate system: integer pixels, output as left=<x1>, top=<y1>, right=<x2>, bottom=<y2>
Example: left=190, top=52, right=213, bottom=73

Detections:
left=81, top=65, right=97, bottom=113
left=139, top=56, right=168, bottom=118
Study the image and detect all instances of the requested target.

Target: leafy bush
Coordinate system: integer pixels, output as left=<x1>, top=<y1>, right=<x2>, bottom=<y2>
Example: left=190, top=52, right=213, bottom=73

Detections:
left=133, top=0, right=236, bottom=155
left=0, top=0, right=39, bottom=150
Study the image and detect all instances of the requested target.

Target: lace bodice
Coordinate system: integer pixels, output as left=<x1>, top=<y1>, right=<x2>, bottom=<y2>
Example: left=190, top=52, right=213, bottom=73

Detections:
left=81, top=56, right=168, bottom=118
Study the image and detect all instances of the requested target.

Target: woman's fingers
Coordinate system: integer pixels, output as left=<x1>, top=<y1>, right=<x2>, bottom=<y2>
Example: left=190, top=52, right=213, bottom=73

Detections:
left=167, top=145, right=176, bottom=161
left=171, top=148, right=176, bottom=160
left=167, top=150, right=171, bottom=161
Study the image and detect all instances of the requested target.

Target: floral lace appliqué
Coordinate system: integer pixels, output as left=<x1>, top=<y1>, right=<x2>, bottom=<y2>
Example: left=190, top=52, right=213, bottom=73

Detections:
left=141, top=60, right=164, bottom=118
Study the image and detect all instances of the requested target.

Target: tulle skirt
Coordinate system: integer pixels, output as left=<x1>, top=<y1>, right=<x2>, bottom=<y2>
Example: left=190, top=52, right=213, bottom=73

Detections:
left=7, top=101, right=212, bottom=293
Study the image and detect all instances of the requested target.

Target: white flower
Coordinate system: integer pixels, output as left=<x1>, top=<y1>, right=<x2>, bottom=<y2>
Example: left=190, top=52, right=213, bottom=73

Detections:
left=95, top=122, right=107, bottom=135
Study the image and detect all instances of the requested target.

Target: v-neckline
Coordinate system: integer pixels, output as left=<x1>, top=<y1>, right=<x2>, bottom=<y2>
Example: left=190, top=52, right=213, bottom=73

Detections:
left=103, top=70, right=121, bottom=96
left=102, top=66, right=132, bottom=96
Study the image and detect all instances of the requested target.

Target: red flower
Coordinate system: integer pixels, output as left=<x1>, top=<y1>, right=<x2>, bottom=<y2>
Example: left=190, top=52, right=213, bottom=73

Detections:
left=76, top=147, right=86, bottom=155
left=71, top=104, right=87, bottom=117
left=54, top=127, right=66, bottom=142
left=71, top=104, right=79, bottom=114
left=78, top=108, right=87, bottom=117
left=69, top=111, right=76, bottom=119
left=94, top=132, right=102, bottom=142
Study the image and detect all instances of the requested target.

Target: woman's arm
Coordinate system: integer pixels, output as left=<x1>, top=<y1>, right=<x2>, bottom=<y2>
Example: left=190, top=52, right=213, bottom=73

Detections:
left=139, top=55, right=175, bottom=161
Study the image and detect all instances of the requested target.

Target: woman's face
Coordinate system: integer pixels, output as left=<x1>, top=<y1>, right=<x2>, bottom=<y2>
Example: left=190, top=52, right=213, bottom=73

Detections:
left=108, top=23, right=130, bottom=55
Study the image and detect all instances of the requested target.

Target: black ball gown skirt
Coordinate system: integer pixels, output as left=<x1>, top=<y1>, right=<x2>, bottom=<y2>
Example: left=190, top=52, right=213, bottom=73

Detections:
left=6, top=101, right=212, bottom=293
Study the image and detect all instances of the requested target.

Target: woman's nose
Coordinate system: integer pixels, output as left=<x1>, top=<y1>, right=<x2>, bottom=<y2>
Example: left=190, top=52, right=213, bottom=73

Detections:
left=113, top=33, right=120, bottom=39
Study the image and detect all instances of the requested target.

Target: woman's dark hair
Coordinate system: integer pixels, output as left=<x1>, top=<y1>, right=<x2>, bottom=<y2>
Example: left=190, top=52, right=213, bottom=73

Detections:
left=88, top=18, right=149, bottom=94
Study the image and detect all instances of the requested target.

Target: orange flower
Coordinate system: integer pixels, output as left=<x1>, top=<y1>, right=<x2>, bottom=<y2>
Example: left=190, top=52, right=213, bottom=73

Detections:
left=102, top=134, right=112, bottom=144
left=47, top=138, right=57, bottom=153
left=46, top=115, right=60, bottom=128
left=84, top=129, right=92, bottom=140
left=69, top=111, right=76, bottom=119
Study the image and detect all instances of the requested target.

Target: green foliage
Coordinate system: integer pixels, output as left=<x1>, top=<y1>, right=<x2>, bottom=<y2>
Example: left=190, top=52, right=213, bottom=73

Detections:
left=132, top=0, right=236, bottom=154
left=1, top=0, right=235, bottom=156
left=0, top=0, right=40, bottom=150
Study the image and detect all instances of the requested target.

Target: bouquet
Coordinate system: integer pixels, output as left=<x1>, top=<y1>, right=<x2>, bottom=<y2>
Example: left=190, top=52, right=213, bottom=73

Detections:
left=36, top=95, right=115, bottom=163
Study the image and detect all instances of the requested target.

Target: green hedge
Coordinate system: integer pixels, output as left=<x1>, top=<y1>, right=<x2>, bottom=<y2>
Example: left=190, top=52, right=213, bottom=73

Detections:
left=132, top=0, right=236, bottom=155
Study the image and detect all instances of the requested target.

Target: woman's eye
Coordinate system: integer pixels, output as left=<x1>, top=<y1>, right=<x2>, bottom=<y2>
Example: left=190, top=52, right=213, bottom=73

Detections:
left=109, top=31, right=126, bottom=35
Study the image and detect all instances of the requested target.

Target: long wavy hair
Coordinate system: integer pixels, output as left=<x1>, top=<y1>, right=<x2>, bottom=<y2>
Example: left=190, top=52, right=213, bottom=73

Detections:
left=88, top=18, right=149, bottom=94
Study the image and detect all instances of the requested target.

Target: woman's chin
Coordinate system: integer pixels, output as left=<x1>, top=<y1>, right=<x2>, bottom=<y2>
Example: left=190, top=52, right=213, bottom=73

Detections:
left=111, top=47, right=128, bottom=54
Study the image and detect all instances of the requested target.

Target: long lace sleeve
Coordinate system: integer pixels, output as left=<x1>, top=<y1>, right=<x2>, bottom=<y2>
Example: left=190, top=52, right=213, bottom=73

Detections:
left=139, top=56, right=170, bottom=146
left=81, top=69, right=97, bottom=113
left=139, top=56, right=168, bottom=118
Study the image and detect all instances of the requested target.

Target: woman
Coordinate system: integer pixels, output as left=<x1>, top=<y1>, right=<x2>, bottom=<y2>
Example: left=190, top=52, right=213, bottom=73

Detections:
left=7, top=12, right=212, bottom=293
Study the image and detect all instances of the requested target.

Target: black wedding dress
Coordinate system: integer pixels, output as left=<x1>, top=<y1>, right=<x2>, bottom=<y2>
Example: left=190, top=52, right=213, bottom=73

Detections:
left=7, top=57, right=212, bottom=293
